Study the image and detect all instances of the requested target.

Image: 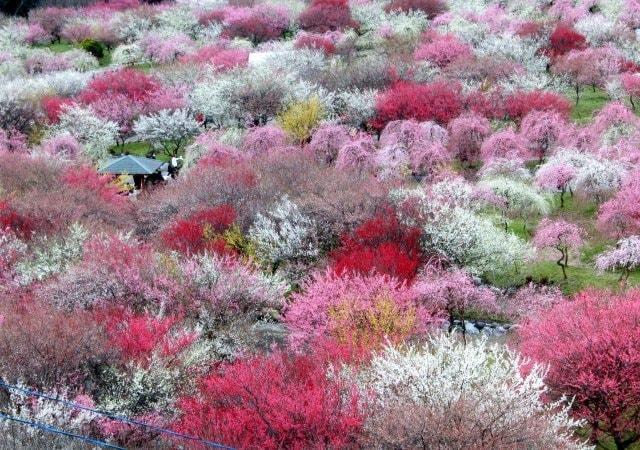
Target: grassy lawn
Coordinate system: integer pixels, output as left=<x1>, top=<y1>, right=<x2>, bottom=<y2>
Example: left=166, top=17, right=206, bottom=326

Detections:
left=36, top=41, right=112, bottom=66
left=43, top=42, right=75, bottom=53
left=571, top=87, right=609, bottom=123
left=110, top=141, right=175, bottom=163
left=484, top=193, right=634, bottom=295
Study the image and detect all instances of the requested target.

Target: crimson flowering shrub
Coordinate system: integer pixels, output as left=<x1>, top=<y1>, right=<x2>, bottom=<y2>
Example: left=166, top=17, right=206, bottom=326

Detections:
left=62, top=166, right=126, bottom=207
left=462, top=89, right=506, bottom=119
left=160, top=204, right=237, bottom=256
left=79, top=69, right=159, bottom=105
left=100, top=308, right=197, bottom=367
left=371, top=81, right=462, bottom=131
left=330, top=211, right=422, bottom=282
left=504, top=91, right=572, bottom=121
left=518, top=290, right=640, bottom=449
left=298, top=0, right=358, bottom=33
left=0, top=200, right=34, bottom=239
left=546, top=24, right=587, bottom=58
left=173, top=349, right=363, bottom=450
left=294, top=31, right=337, bottom=55
left=41, top=96, right=75, bottom=123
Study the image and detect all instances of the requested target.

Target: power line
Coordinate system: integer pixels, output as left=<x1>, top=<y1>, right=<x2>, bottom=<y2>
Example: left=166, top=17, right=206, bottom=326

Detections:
left=0, top=411, right=125, bottom=449
left=0, top=381, right=234, bottom=449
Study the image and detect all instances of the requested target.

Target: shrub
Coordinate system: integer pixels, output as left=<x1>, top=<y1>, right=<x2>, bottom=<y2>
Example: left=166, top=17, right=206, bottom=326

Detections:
left=505, top=90, right=572, bottom=121
left=80, top=38, right=105, bottom=59
left=447, top=113, right=491, bottom=163
left=596, top=235, right=640, bottom=282
left=0, top=201, right=33, bottom=239
left=173, top=349, right=363, bottom=449
left=298, top=0, right=358, bottom=33
left=547, top=24, right=587, bottom=57
left=160, top=205, right=237, bottom=255
left=597, top=175, right=640, bottom=238
left=371, top=81, right=462, bottom=131
left=414, top=33, right=471, bottom=68
left=133, top=109, right=201, bottom=158
left=330, top=211, right=422, bottom=282
left=277, top=97, right=323, bottom=144
left=0, top=298, right=111, bottom=389
left=249, top=196, right=319, bottom=272
left=361, top=334, right=588, bottom=449
left=533, top=218, right=585, bottom=279
left=384, top=0, right=446, bottom=17
left=520, top=110, right=565, bottom=162
left=224, top=5, right=290, bottom=44
left=480, top=128, right=529, bottom=161
left=285, top=271, right=437, bottom=350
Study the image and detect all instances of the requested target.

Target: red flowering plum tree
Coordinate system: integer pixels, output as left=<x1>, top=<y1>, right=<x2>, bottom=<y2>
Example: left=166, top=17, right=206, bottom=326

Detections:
left=371, top=81, right=462, bottom=131
left=329, top=210, right=423, bottom=282
left=173, top=349, right=363, bottom=450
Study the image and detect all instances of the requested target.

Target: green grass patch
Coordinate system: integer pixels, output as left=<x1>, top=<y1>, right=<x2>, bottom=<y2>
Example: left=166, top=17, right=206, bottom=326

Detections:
left=110, top=141, right=176, bottom=163
left=571, top=87, right=610, bottom=124
left=492, top=259, right=640, bottom=296
left=35, top=41, right=75, bottom=53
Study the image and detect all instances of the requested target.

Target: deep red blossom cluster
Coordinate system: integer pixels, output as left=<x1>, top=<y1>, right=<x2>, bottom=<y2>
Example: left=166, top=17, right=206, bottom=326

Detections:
left=330, top=210, right=423, bottom=281
left=160, top=204, right=237, bottom=255
left=371, top=81, right=462, bottom=130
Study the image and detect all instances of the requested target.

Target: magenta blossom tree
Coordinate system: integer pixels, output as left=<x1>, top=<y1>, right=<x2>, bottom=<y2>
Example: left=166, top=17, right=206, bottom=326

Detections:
left=533, top=219, right=586, bottom=279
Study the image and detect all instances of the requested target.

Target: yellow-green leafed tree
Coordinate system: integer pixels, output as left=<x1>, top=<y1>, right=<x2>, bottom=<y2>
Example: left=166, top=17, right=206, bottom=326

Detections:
left=277, top=96, right=323, bottom=145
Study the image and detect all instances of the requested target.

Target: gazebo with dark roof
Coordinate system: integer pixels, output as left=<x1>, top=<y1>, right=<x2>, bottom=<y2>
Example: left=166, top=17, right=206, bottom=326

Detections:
left=99, top=155, right=166, bottom=189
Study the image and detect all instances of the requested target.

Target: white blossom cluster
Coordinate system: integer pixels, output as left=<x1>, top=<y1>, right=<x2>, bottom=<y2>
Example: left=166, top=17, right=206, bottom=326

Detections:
left=48, top=105, right=118, bottom=162
left=16, top=223, right=89, bottom=286
left=249, top=196, right=320, bottom=270
left=358, top=333, right=590, bottom=450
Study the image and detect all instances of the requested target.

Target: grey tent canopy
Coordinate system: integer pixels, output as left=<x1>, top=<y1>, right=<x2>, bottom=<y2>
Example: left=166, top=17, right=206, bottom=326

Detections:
left=98, top=155, right=164, bottom=175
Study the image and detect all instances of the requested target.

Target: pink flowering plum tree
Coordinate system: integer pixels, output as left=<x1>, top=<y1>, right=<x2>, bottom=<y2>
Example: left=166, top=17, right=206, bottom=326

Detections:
left=535, top=162, right=577, bottom=208
left=447, top=113, right=491, bottom=164
left=533, top=218, right=586, bottom=279
left=521, top=110, right=566, bottom=162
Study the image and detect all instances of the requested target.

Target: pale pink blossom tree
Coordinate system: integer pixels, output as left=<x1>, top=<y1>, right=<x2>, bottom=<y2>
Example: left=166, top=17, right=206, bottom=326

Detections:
left=533, top=218, right=586, bottom=279
left=535, top=162, right=576, bottom=208
left=596, top=235, right=640, bottom=283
